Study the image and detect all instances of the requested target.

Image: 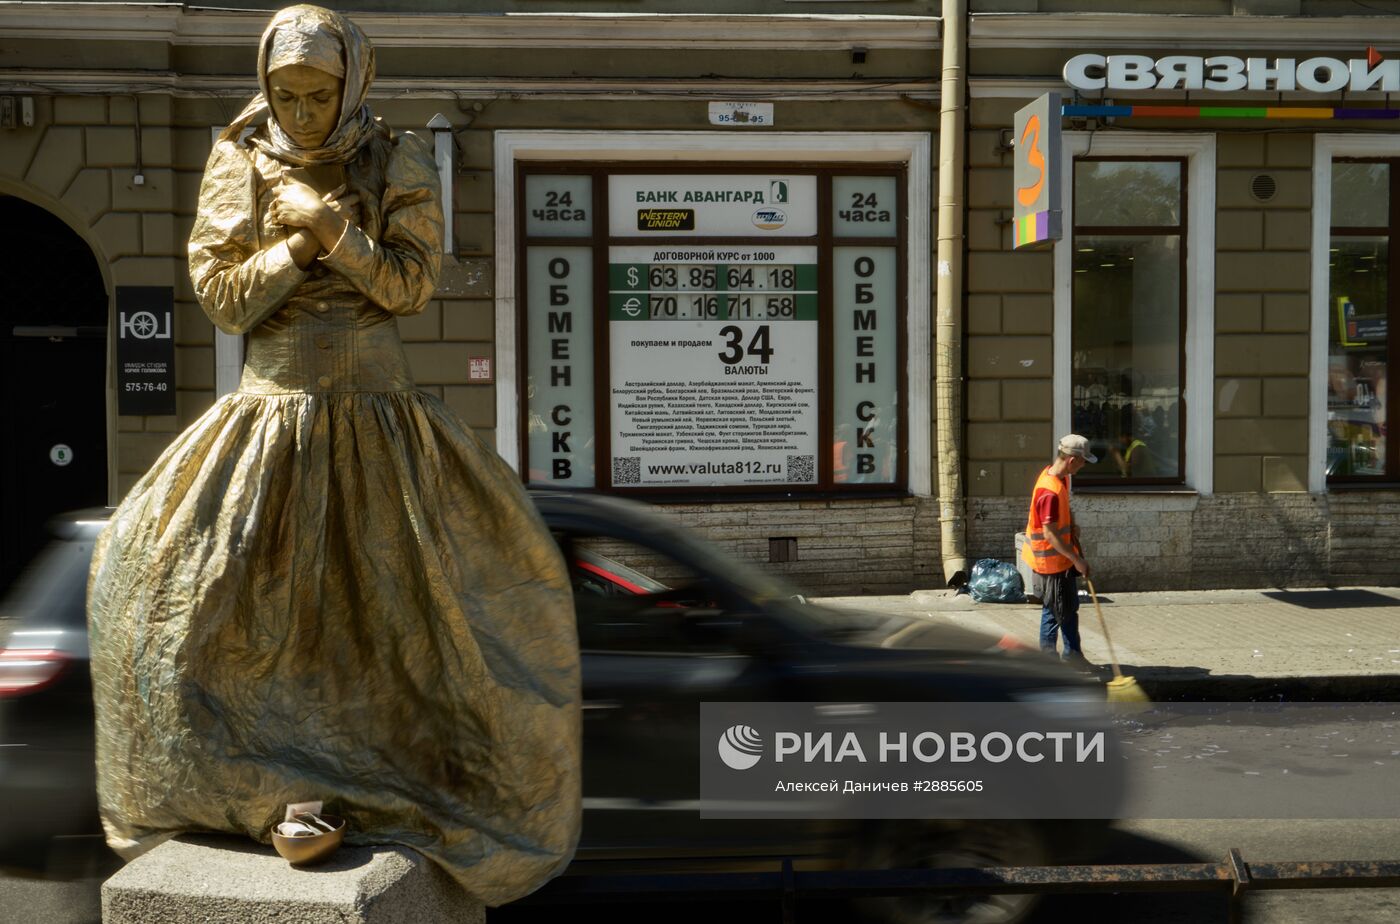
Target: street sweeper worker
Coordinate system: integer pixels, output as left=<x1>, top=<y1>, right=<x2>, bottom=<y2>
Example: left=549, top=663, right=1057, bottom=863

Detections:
left=1022, top=434, right=1095, bottom=665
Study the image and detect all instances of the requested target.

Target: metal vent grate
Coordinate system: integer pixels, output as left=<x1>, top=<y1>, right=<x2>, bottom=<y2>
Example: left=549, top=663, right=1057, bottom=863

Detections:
left=1250, top=174, right=1278, bottom=202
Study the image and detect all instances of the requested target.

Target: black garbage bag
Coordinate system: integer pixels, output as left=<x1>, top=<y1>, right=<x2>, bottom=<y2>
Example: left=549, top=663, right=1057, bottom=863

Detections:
left=966, top=558, right=1025, bottom=603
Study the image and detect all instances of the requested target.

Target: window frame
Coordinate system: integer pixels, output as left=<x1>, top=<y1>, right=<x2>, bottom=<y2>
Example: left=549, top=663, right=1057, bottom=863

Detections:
left=492, top=130, right=933, bottom=498
left=1313, top=140, right=1400, bottom=489
left=1069, top=155, right=1189, bottom=486
left=514, top=161, right=909, bottom=498
left=1053, top=132, right=1216, bottom=495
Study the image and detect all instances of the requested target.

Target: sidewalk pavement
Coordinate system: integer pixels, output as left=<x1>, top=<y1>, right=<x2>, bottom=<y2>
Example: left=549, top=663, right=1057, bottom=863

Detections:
left=811, top=586, right=1400, bottom=699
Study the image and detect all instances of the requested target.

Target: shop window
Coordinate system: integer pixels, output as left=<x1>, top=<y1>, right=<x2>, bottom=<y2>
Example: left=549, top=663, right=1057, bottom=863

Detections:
left=1327, top=160, right=1394, bottom=481
left=519, top=166, right=906, bottom=495
left=1070, top=158, right=1186, bottom=484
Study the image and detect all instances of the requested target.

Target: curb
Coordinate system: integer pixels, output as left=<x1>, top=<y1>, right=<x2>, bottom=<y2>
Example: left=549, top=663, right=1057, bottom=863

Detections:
left=1126, top=673, right=1400, bottom=702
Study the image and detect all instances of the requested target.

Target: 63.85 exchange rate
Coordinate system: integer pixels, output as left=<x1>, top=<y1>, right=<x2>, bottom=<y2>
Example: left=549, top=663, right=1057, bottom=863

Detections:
left=631, top=263, right=800, bottom=321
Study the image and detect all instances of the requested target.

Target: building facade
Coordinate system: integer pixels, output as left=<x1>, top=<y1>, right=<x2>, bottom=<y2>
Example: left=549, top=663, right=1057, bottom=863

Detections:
left=966, top=3, right=1400, bottom=590
left=1, top=0, right=1397, bottom=592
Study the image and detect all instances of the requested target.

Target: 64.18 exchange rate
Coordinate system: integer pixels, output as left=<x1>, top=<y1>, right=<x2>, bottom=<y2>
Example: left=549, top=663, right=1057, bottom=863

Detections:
left=633, top=263, right=799, bottom=321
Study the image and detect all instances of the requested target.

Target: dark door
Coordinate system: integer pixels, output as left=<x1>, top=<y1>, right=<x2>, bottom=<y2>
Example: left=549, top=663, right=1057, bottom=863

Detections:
left=0, top=197, right=108, bottom=593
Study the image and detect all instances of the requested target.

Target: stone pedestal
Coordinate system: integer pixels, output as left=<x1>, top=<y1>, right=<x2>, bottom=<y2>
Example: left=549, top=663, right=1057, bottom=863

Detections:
left=101, top=835, right=484, bottom=924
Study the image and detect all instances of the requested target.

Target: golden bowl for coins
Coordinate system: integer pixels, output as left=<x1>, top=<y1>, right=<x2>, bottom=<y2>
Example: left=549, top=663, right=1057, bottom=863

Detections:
left=271, top=813, right=346, bottom=865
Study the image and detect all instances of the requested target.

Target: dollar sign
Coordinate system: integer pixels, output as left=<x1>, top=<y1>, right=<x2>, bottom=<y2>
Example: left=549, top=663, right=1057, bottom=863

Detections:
left=627, top=266, right=639, bottom=287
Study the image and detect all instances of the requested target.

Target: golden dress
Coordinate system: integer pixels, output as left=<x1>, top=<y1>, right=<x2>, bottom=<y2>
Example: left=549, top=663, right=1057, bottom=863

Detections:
left=87, top=8, right=580, bottom=905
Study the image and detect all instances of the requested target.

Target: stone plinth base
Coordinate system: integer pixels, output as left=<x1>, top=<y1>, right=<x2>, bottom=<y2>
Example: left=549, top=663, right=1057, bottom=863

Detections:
left=101, top=835, right=484, bottom=924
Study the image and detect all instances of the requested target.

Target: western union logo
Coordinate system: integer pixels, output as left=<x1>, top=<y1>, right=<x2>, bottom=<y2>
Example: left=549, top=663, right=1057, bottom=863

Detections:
left=637, top=208, right=695, bottom=231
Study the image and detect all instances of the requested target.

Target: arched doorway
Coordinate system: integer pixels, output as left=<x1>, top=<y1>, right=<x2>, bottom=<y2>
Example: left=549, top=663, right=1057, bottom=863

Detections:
left=0, top=196, right=109, bottom=592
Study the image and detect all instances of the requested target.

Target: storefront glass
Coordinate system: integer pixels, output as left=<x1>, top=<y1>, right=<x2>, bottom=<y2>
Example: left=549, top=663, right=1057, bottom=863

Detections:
left=1070, top=159, right=1184, bottom=482
left=1328, top=160, right=1392, bottom=480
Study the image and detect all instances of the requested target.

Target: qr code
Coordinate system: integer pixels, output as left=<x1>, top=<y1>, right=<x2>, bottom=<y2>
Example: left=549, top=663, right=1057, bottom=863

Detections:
left=613, top=456, right=641, bottom=485
left=786, top=454, right=815, bottom=483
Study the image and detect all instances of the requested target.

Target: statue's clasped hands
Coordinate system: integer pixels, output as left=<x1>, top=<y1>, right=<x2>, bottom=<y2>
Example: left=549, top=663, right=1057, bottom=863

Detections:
left=272, top=176, right=360, bottom=268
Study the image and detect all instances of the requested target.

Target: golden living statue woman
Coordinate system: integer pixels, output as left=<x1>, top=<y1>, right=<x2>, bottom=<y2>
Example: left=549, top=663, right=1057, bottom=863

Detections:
left=87, top=5, right=580, bottom=905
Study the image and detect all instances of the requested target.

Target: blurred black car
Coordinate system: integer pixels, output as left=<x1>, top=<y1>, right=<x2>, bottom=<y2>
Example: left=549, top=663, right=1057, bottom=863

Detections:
left=1, top=494, right=1112, bottom=923
left=0, top=512, right=105, bottom=863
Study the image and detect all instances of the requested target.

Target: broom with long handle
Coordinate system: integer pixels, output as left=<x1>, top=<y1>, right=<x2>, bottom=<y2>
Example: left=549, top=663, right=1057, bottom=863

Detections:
left=1085, top=577, right=1150, bottom=704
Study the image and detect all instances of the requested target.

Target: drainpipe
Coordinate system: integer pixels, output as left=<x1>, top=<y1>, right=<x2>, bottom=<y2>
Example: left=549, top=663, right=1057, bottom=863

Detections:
left=935, top=0, right=968, bottom=586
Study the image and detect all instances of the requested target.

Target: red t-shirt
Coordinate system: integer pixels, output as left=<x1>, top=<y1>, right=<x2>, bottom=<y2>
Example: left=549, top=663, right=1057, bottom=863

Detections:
left=1031, top=489, right=1059, bottom=528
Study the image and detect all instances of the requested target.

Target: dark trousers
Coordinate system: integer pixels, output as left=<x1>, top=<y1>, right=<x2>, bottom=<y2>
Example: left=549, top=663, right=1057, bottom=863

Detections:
left=1038, top=568, right=1081, bottom=658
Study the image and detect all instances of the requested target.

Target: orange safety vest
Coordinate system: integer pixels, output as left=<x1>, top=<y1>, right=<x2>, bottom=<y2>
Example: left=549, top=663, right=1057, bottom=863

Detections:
left=1021, top=467, right=1075, bottom=574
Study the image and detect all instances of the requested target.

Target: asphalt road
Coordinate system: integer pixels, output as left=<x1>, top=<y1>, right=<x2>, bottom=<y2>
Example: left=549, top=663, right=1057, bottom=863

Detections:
left=4, top=819, right=1398, bottom=924
left=0, top=835, right=116, bottom=924
left=497, top=820, right=1400, bottom=923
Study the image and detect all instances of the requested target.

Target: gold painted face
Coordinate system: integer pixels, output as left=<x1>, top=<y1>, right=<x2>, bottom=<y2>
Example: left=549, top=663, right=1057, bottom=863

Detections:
left=267, top=64, right=343, bottom=148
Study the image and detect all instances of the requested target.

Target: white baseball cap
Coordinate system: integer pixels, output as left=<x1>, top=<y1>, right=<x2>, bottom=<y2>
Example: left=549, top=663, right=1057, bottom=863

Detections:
left=1058, top=434, right=1098, bottom=463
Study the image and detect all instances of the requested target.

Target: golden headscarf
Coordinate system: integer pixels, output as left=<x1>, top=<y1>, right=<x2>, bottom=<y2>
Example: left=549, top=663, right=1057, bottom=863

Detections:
left=220, top=5, right=378, bottom=166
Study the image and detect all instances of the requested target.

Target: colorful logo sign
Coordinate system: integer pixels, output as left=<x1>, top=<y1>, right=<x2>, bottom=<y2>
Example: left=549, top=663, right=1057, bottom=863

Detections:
left=1064, top=52, right=1399, bottom=93
left=1012, top=92, right=1062, bottom=250
left=637, top=208, right=696, bottom=231
left=752, top=207, right=787, bottom=231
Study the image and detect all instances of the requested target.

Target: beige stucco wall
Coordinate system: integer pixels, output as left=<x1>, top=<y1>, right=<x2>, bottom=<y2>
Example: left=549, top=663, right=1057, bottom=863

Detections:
left=1214, top=132, right=1313, bottom=494
left=0, top=94, right=505, bottom=497
left=1, top=90, right=943, bottom=595
left=962, top=93, right=1400, bottom=589
left=964, top=102, right=1322, bottom=502
left=965, top=97, right=1055, bottom=502
left=465, top=98, right=941, bottom=594
left=0, top=94, right=192, bottom=500
left=11, top=64, right=1391, bottom=592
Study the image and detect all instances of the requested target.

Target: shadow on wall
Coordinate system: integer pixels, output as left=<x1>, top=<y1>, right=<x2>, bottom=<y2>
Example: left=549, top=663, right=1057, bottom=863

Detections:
left=968, top=493, right=1344, bottom=593
left=1188, top=493, right=1330, bottom=590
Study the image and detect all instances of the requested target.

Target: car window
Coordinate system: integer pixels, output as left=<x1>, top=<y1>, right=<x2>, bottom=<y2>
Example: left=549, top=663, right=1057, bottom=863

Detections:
left=0, top=538, right=93, bottom=633
left=567, top=537, right=696, bottom=596
left=567, top=546, right=669, bottom=599
left=557, top=533, right=745, bottom=654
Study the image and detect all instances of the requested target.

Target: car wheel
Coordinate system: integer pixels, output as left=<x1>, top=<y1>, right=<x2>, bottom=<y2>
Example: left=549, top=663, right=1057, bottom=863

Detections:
left=850, top=820, right=1047, bottom=924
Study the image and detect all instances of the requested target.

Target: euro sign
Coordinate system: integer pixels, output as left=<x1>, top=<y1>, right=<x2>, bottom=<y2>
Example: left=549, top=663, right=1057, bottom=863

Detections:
left=623, top=297, right=642, bottom=318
